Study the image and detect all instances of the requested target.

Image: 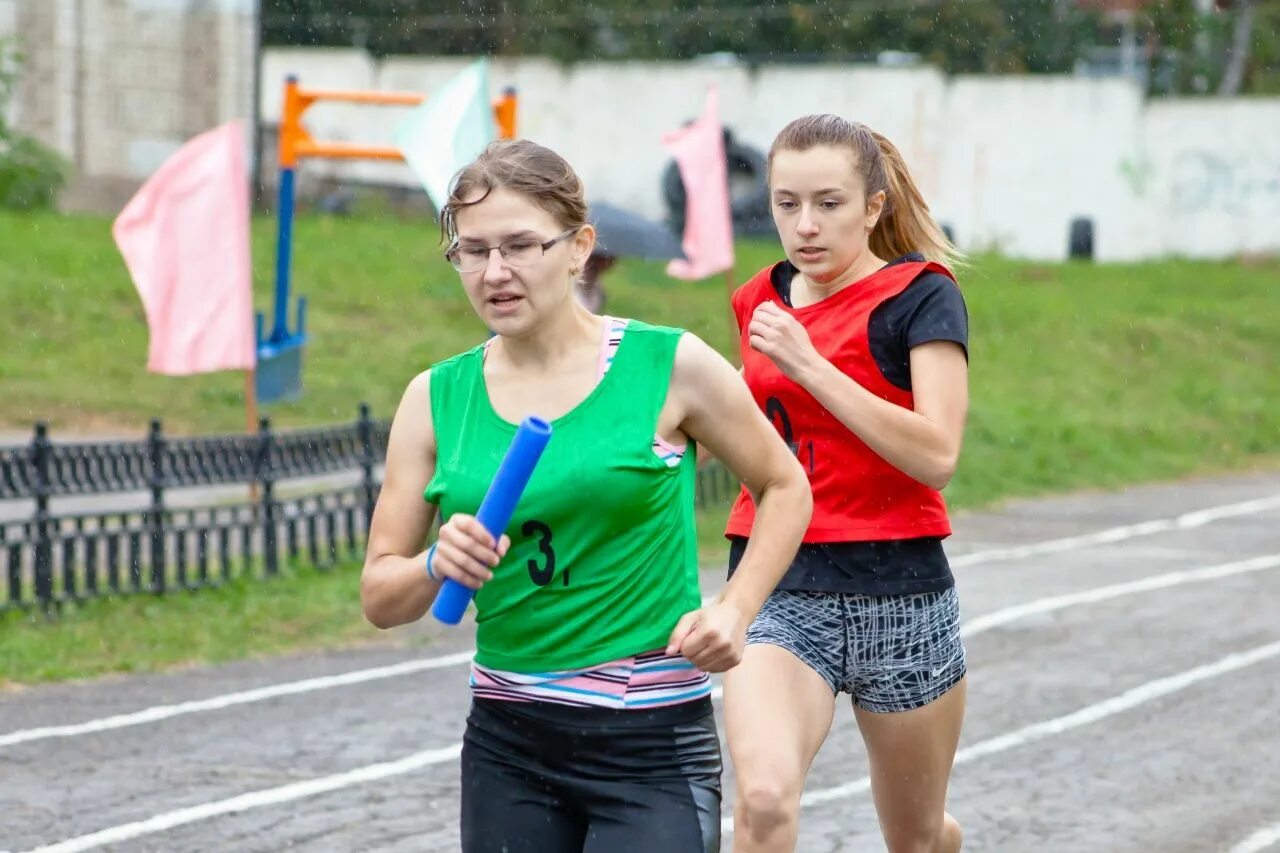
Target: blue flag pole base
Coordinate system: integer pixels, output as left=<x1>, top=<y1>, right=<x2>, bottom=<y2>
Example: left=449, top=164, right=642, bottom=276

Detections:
left=255, top=335, right=306, bottom=404
left=255, top=302, right=308, bottom=405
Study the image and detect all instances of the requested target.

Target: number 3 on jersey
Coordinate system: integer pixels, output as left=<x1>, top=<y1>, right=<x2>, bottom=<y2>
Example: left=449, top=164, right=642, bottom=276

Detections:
left=522, top=520, right=563, bottom=587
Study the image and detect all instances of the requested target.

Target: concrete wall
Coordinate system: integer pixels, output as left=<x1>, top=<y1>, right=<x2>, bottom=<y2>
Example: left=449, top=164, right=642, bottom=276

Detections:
left=2, top=0, right=254, bottom=212
left=2, top=7, right=1275, bottom=262
left=259, top=49, right=1280, bottom=262
left=0, top=0, right=17, bottom=132
left=1141, top=99, right=1280, bottom=258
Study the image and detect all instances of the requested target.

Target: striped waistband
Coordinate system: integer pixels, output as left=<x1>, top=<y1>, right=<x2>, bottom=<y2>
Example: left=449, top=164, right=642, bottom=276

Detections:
left=469, top=648, right=711, bottom=710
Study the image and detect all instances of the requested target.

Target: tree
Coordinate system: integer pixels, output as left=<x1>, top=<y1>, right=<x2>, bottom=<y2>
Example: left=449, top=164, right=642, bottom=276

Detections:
left=259, top=0, right=1280, bottom=94
left=1217, top=0, right=1254, bottom=94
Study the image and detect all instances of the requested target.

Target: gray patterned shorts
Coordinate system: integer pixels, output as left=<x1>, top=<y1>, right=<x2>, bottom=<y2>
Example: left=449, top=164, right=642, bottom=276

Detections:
left=745, top=587, right=967, bottom=713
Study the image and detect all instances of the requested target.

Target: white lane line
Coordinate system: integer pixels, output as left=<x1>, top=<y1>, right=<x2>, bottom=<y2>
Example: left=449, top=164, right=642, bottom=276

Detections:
left=961, top=553, right=1280, bottom=637
left=30, top=640, right=1280, bottom=853
left=0, top=652, right=474, bottom=749
left=721, top=639, right=1280, bottom=834
left=22, top=744, right=463, bottom=853
left=949, top=494, right=1280, bottom=568
left=1230, top=822, right=1280, bottom=853
left=3, top=491, right=1277, bottom=751
left=20, top=558, right=1280, bottom=852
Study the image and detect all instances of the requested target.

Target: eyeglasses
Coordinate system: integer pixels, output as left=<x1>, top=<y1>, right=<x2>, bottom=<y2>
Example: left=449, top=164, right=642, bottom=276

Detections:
left=445, top=228, right=578, bottom=273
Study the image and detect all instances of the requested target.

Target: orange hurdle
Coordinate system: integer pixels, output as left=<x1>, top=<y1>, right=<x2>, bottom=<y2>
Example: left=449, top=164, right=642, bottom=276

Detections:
left=257, top=75, right=519, bottom=404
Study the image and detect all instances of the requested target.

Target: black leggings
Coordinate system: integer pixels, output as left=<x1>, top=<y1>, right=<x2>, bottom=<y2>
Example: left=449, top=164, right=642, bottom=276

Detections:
left=460, top=697, right=722, bottom=852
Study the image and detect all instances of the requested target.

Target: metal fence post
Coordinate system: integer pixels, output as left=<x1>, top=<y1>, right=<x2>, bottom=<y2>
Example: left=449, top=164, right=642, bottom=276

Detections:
left=258, top=417, right=279, bottom=576
left=357, top=403, right=376, bottom=534
left=31, top=422, right=53, bottom=609
left=146, top=419, right=167, bottom=594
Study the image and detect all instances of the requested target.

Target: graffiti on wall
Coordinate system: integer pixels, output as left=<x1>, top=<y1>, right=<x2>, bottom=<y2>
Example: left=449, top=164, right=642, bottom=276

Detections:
left=1168, top=150, right=1280, bottom=216
left=1118, top=156, right=1156, bottom=198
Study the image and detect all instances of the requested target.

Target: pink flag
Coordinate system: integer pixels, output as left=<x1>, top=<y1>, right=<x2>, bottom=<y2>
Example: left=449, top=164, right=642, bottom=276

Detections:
left=662, top=87, right=735, bottom=280
left=112, top=120, right=255, bottom=375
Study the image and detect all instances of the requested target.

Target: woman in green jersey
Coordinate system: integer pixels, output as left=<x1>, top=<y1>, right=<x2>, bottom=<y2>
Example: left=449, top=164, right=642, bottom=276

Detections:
left=360, top=139, right=811, bottom=853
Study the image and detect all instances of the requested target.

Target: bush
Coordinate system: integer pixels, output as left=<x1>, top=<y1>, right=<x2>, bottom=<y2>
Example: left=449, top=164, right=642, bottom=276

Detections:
left=0, top=37, right=68, bottom=211
left=0, top=135, right=68, bottom=210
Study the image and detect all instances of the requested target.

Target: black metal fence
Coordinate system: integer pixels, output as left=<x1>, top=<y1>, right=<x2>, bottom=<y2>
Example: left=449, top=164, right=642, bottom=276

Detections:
left=0, top=405, right=388, bottom=614
left=0, top=405, right=740, bottom=613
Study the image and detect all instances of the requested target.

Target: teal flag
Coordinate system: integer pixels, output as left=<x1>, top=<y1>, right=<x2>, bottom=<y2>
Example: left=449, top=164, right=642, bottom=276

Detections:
left=394, top=59, right=497, bottom=213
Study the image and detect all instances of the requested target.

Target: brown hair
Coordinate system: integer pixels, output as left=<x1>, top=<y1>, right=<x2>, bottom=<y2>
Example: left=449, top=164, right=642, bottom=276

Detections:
left=440, top=139, right=589, bottom=245
left=768, top=114, right=963, bottom=268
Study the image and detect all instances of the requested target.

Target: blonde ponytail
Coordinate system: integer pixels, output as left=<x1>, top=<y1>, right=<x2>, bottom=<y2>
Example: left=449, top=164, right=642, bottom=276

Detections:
left=869, top=132, right=963, bottom=269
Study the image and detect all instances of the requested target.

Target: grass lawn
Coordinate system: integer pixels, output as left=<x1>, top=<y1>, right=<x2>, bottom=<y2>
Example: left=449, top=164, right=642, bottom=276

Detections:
left=1, top=210, right=1276, bottom=684
left=0, top=560, right=377, bottom=685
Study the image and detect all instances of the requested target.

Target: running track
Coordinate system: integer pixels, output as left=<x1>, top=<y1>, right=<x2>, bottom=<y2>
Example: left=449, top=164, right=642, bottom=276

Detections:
left=2, top=471, right=1278, bottom=852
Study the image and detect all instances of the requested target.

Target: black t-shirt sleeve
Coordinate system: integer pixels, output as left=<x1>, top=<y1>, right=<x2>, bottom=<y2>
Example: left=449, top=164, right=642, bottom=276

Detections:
left=868, top=273, right=969, bottom=392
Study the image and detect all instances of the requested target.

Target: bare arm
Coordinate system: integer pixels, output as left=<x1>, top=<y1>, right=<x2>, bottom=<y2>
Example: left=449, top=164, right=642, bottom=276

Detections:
left=664, top=333, right=812, bottom=670
left=360, top=371, right=511, bottom=630
left=749, top=301, right=969, bottom=490
left=360, top=371, right=441, bottom=629
left=692, top=365, right=746, bottom=469
left=794, top=340, right=968, bottom=489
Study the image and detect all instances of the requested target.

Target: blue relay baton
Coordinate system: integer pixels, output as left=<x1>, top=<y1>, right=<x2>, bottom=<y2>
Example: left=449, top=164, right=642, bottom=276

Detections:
left=431, top=416, right=553, bottom=625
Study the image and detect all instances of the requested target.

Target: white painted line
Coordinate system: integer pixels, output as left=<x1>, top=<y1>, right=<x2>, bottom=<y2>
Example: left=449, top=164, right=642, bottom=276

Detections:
left=722, top=638, right=1280, bottom=833
left=961, top=553, right=1280, bottom=638
left=3, top=493, right=1276, bottom=751
left=21, top=559, right=1280, bottom=852
left=22, top=744, right=463, bottom=853
left=30, top=639, right=1280, bottom=853
left=1229, top=822, right=1280, bottom=853
left=951, top=640, right=1280, bottom=765
left=0, top=652, right=474, bottom=749
left=949, top=495, right=1280, bottom=568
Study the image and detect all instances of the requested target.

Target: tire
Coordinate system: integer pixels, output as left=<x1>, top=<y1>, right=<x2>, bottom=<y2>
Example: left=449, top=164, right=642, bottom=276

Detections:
left=1068, top=217, right=1094, bottom=260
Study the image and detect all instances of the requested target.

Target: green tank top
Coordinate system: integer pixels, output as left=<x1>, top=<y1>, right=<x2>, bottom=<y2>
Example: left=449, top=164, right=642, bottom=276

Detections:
left=423, top=320, right=700, bottom=672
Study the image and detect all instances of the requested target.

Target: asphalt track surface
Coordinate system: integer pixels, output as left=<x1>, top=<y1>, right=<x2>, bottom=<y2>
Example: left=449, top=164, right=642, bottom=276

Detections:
left=2, top=471, right=1278, bottom=852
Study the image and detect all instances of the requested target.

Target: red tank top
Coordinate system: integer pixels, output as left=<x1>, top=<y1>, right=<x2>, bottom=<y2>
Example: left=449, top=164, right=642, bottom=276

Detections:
left=725, top=260, right=955, bottom=543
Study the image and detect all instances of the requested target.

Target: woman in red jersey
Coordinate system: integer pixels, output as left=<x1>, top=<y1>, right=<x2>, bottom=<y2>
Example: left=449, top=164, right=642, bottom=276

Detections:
left=722, top=114, right=969, bottom=853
